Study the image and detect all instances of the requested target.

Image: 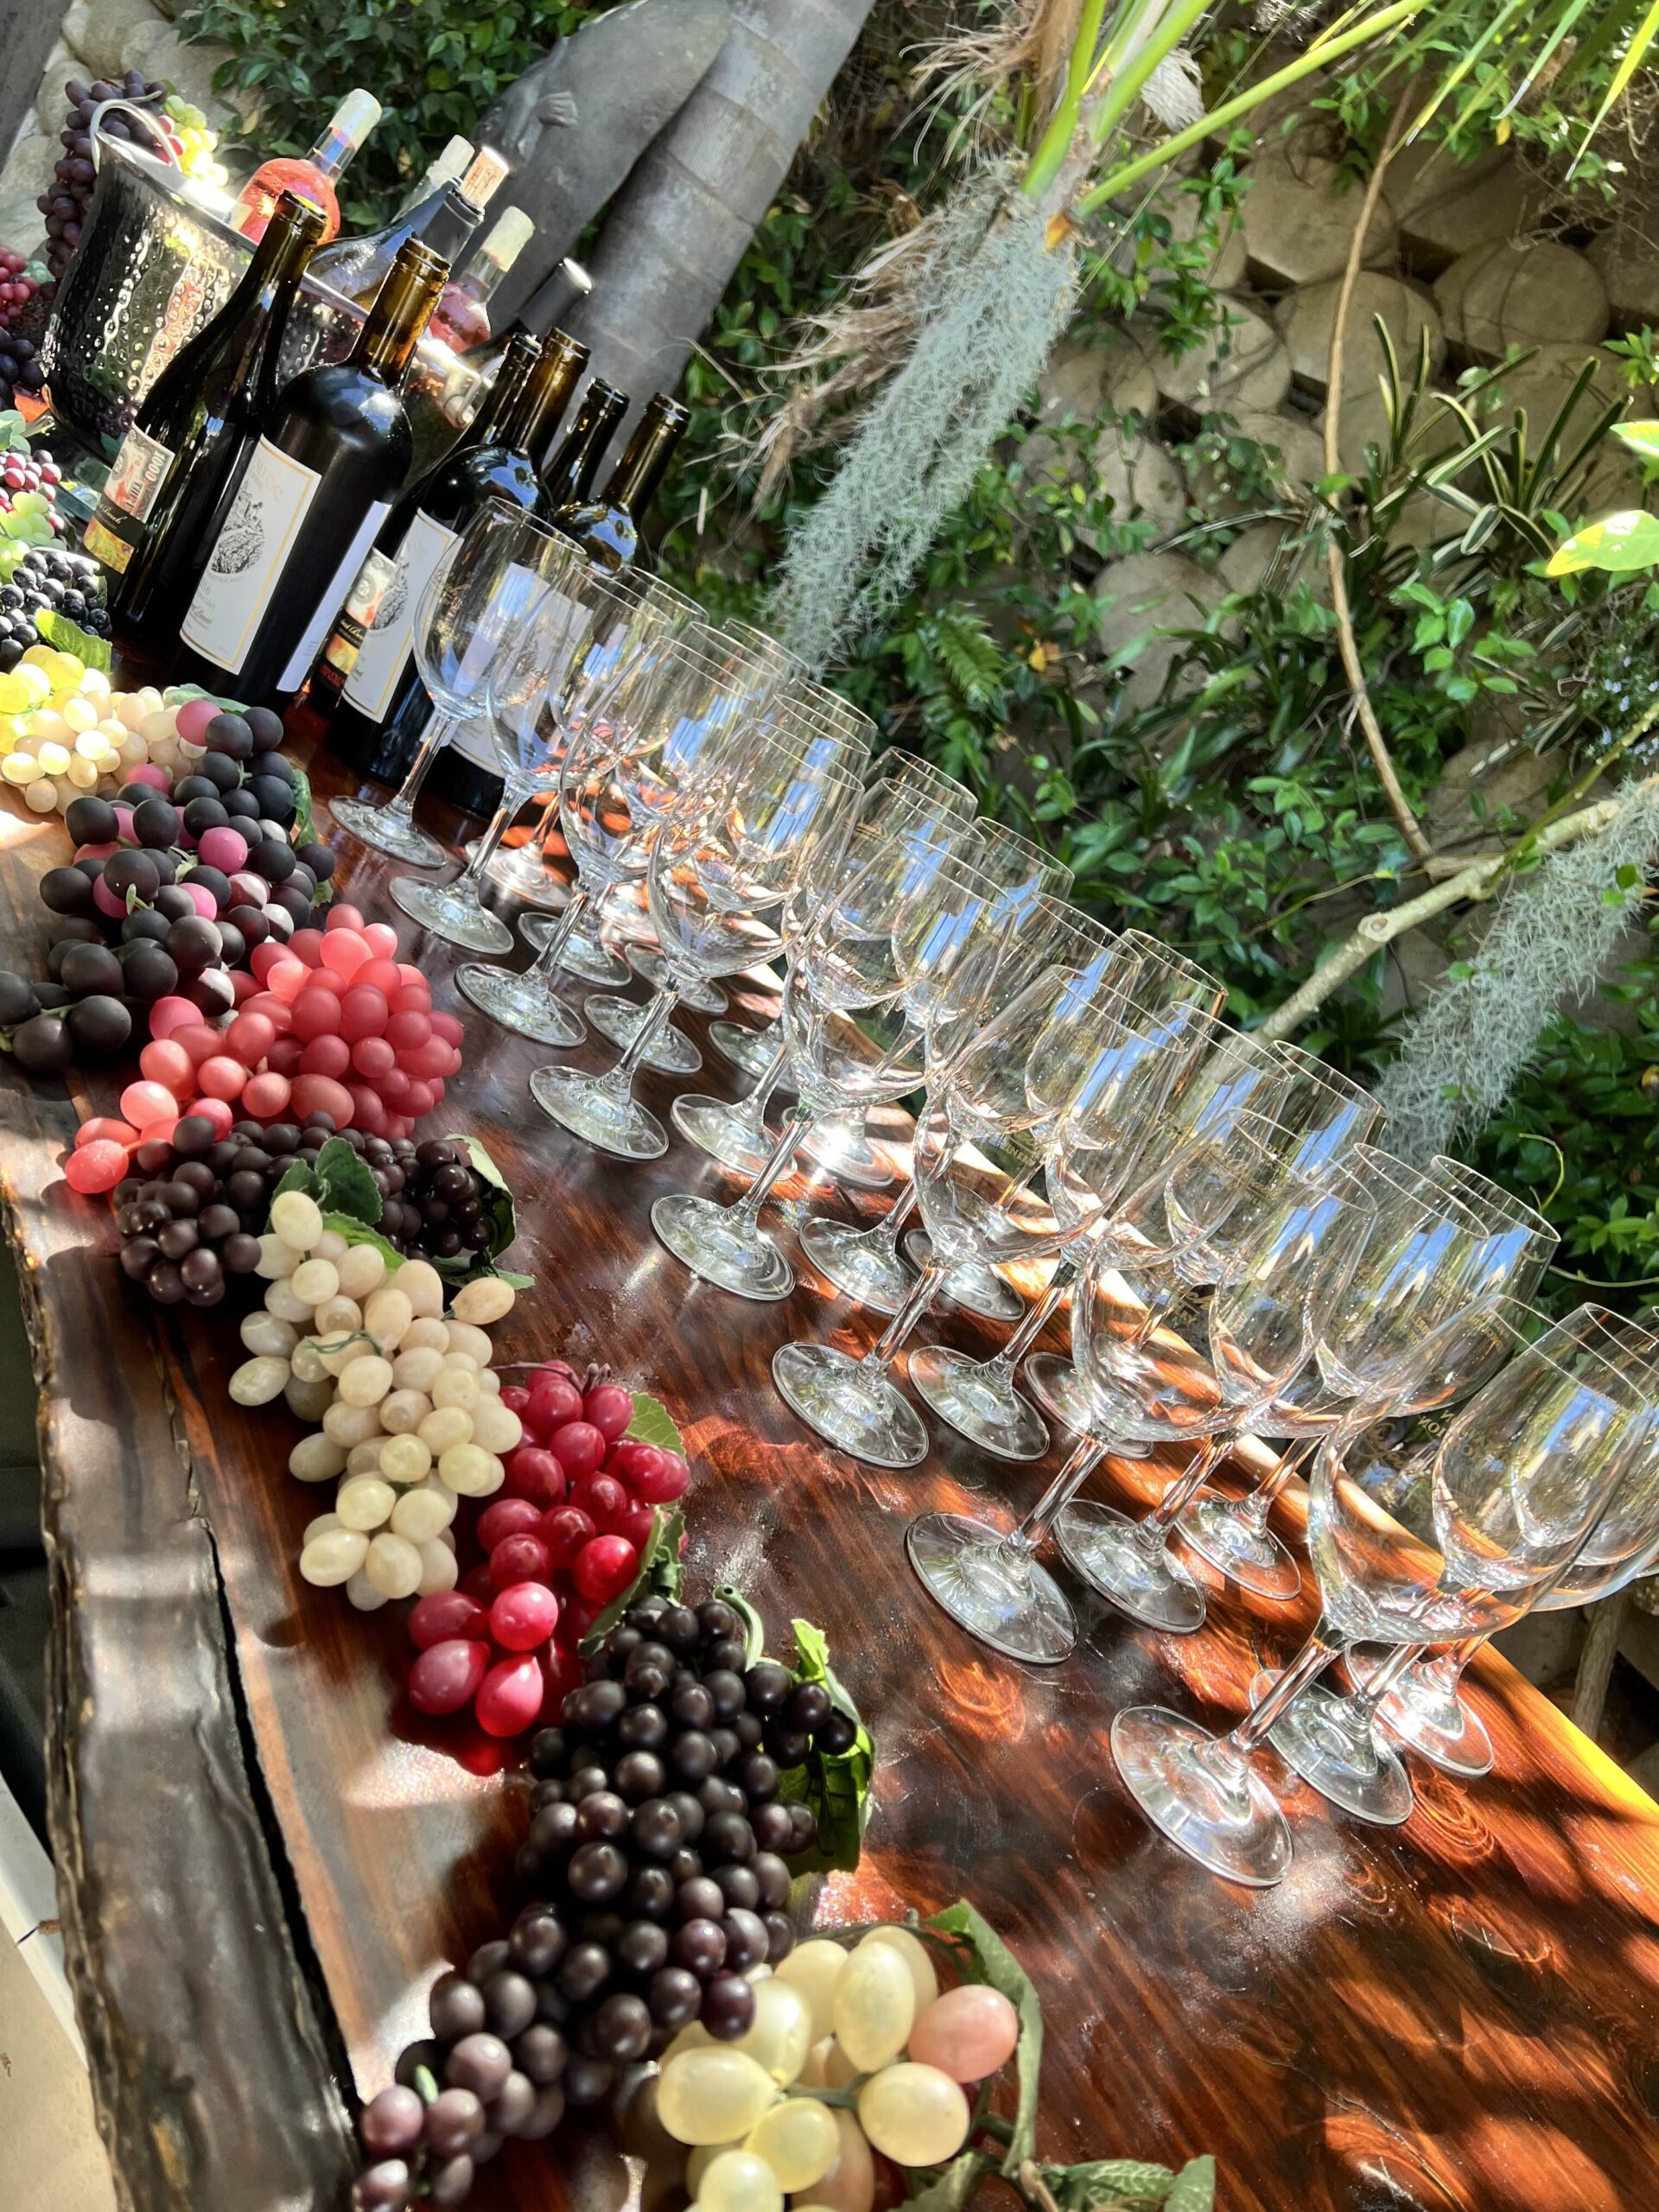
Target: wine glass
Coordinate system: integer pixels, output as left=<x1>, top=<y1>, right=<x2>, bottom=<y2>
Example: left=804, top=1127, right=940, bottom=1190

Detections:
left=772, top=956, right=1134, bottom=1465
left=906, top=942, right=1227, bottom=1462
left=386, top=521, right=604, bottom=953
left=1112, top=1306, right=1643, bottom=1885
left=531, top=732, right=851, bottom=1160
left=1366, top=1306, right=1659, bottom=1777
left=485, top=573, right=703, bottom=909
left=648, top=827, right=1001, bottom=1300
left=331, top=501, right=539, bottom=867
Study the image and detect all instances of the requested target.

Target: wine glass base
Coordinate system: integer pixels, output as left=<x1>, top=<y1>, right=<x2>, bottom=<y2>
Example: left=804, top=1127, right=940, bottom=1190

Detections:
left=707, top=1020, right=785, bottom=1083
left=1264, top=1683, right=1415, bottom=1826
left=798, top=1120, right=893, bottom=1192
left=1175, top=1489, right=1304, bottom=1603
left=905, top=1511, right=1077, bottom=1664
left=1024, top=1353, right=1092, bottom=1437
left=585, top=993, right=702, bottom=1076
left=798, top=1216, right=912, bottom=1315
left=522, top=911, right=631, bottom=987
left=906, top=1344, right=1049, bottom=1463
left=650, top=1192, right=795, bottom=1302
left=331, top=794, right=446, bottom=868
left=1376, top=1675, right=1494, bottom=1779
left=455, top=962, right=584, bottom=1047
left=900, top=1230, right=1022, bottom=1323
left=630, top=944, right=726, bottom=1014
left=771, top=1339, right=929, bottom=1469
left=1111, top=1705, right=1293, bottom=1887
left=488, top=845, right=569, bottom=909
left=391, top=874, right=515, bottom=954
left=530, top=1064, right=667, bottom=1161
left=1053, top=1499, right=1206, bottom=1633
left=670, top=1093, right=773, bottom=1178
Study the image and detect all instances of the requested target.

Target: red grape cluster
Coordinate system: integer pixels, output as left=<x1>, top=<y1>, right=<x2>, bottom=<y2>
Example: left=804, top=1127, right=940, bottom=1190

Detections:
left=0, top=251, right=36, bottom=328
left=0, top=262, right=44, bottom=410
left=354, top=1590, right=843, bottom=2209
left=407, top=1364, right=691, bottom=1739
left=41, top=74, right=168, bottom=284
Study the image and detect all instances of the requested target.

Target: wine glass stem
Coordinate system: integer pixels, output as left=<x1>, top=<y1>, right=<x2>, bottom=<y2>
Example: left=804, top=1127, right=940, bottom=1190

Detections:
left=1001, top=1433, right=1108, bottom=1560
left=986, top=1271, right=1069, bottom=1382
left=1351, top=1640, right=1427, bottom=1718
left=728, top=1105, right=815, bottom=1228
left=743, top=1035, right=791, bottom=1119
left=528, top=884, right=591, bottom=979
left=456, top=774, right=533, bottom=891
left=1238, top=1436, right=1313, bottom=1532
left=1220, top=1626, right=1341, bottom=1766
left=859, top=1260, right=944, bottom=1377
left=871, top=1183, right=918, bottom=1261
left=1143, top=1433, right=1229, bottom=1543
left=381, top=709, right=454, bottom=823
left=594, top=988, right=677, bottom=1096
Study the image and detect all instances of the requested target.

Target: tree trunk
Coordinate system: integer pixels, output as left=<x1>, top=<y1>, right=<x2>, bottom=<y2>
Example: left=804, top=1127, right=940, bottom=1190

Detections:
left=566, top=0, right=879, bottom=442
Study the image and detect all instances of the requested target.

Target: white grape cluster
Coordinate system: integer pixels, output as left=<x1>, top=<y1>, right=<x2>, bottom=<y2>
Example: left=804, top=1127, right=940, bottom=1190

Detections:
left=658, top=1928, right=993, bottom=2212
left=226, top=1189, right=524, bottom=1613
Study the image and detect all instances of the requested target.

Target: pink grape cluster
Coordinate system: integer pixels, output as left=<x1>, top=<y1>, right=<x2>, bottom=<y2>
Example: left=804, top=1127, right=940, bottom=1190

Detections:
left=406, top=1363, right=690, bottom=1742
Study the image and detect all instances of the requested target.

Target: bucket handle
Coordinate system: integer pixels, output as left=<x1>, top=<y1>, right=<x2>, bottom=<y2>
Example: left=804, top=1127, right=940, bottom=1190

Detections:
left=86, top=98, right=181, bottom=175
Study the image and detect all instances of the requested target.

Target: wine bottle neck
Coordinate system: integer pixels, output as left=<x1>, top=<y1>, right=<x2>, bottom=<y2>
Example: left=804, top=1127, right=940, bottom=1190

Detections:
left=306, top=89, right=380, bottom=182
left=238, top=193, right=327, bottom=308
left=511, top=333, right=589, bottom=461
left=601, top=401, right=689, bottom=518
left=540, top=382, right=626, bottom=499
left=353, top=242, right=448, bottom=381
left=465, top=334, right=543, bottom=451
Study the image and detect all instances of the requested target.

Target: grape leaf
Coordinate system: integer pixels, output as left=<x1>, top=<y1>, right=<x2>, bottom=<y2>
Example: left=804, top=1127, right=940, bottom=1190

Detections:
left=578, top=1503, right=685, bottom=1656
left=775, top=1617, right=873, bottom=1874
left=1164, top=2159, right=1215, bottom=2212
left=451, top=1133, right=519, bottom=1261
left=713, top=1585, right=766, bottom=1666
left=289, top=763, right=317, bottom=850
left=625, top=1393, right=685, bottom=1455
left=270, top=1135, right=382, bottom=1224
left=1036, top=2159, right=1180, bottom=2209
left=921, top=1900, right=1043, bottom=2177
left=899, top=2150, right=988, bottom=2212
left=35, top=611, right=112, bottom=671
left=0, top=410, right=29, bottom=455
left=321, top=1211, right=404, bottom=1272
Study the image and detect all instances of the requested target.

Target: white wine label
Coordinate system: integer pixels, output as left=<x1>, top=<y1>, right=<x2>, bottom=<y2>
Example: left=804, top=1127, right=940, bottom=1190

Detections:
left=181, top=438, right=321, bottom=674
left=343, top=508, right=458, bottom=722
left=277, top=500, right=393, bottom=695
left=102, top=425, right=175, bottom=523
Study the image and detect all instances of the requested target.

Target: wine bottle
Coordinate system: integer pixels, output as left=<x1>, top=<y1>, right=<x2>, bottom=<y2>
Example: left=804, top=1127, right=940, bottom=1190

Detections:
left=459, top=254, right=593, bottom=382
left=550, top=391, right=689, bottom=571
left=326, top=331, right=590, bottom=808
left=175, top=240, right=448, bottom=706
left=537, top=378, right=626, bottom=507
left=311, top=146, right=508, bottom=308
left=85, top=191, right=327, bottom=655
left=314, top=328, right=545, bottom=720
left=429, top=207, right=534, bottom=352
left=231, top=89, right=381, bottom=244
left=397, top=136, right=472, bottom=216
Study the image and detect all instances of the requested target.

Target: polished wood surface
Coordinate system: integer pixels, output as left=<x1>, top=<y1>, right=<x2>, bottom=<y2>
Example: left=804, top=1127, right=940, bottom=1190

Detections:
left=5, top=719, right=1659, bottom=2211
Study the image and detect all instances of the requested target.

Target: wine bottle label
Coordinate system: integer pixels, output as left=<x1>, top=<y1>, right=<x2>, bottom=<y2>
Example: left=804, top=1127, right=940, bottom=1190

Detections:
left=181, top=438, right=321, bottom=673
left=342, top=509, right=458, bottom=721
left=277, top=500, right=394, bottom=696
left=101, top=426, right=175, bottom=524
left=82, top=512, right=138, bottom=575
left=321, top=546, right=397, bottom=677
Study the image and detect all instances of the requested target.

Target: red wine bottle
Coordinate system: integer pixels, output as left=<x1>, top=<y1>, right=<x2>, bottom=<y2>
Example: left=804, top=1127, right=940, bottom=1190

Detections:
left=174, top=240, right=448, bottom=706
left=537, top=378, right=626, bottom=509
left=550, top=391, right=689, bottom=570
left=86, top=191, right=327, bottom=657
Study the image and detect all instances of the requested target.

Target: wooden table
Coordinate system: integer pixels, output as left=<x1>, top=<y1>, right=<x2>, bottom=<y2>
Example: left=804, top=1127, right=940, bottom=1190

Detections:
left=5, top=716, right=1659, bottom=2212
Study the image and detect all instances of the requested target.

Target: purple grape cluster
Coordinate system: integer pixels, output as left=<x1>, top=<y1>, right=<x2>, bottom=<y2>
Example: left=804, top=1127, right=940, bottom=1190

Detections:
left=41, top=74, right=169, bottom=285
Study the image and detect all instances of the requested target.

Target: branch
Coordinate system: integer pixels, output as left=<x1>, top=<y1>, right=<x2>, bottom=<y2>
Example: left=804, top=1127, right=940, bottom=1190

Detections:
left=1257, top=775, right=1656, bottom=1039
left=1321, top=94, right=1433, bottom=861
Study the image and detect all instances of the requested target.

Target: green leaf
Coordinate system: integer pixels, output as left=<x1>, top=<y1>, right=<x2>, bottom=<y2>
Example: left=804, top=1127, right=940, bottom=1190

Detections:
left=1613, top=421, right=1659, bottom=459
left=451, top=1133, right=518, bottom=1261
left=289, top=763, right=316, bottom=849
left=320, top=1211, right=404, bottom=1273
left=623, top=1393, right=685, bottom=1456
left=772, top=1617, right=874, bottom=1873
left=1165, top=2158, right=1216, bottom=2212
left=35, top=611, right=113, bottom=670
left=1547, top=510, right=1659, bottom=575
left=1036, top=2158, right=1179, bottom=2209
left=578, top=1504, right=685, bottom=1656
left=899, top=2150, right=987, bottom=2212
left=714, top=1585, right=766, bottom=1666
left=270, top=1135, right=382, bottom=1224
left=920, top=1900, right=1042, bottom=2176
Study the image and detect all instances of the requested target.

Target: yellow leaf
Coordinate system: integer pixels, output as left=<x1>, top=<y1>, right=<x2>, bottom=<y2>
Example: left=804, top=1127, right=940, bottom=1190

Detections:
left=1028, top=641, right=1051, bottom=672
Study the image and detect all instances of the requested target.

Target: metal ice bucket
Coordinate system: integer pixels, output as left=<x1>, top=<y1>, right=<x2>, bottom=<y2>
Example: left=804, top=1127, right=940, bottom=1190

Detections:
left=42, top=105, right=478, bottom=463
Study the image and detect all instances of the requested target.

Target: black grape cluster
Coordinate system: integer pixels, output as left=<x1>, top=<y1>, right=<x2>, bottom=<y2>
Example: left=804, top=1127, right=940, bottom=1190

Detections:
left=376, top=1138, right=496, bottom=1264
left=0, top=546, right=106, bottom=672
left=41, top=74, right=168, bottom=285
left=0, top=959, right=129, bottom=1073
left=112, top=1113, right=318, bottom=1308
left=352, top=1593, right=854, bottom=2210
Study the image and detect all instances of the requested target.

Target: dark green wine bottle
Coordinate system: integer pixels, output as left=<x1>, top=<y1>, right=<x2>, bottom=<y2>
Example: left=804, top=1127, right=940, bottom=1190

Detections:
left=536, top=378, right=626, bottom=510
left=174, top=239, right=448, bottom=706
left=86, top=191, right=327, bottom=657
left=550, top=391, right=689, bottom=571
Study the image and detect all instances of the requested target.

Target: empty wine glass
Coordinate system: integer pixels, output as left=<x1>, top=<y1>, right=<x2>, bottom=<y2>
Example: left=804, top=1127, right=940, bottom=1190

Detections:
left=649, top=827, right=998, bottom=1300
left=485, top=573, right=702, bottom=909
left=1112, top=1306, right=1642, bottom=1885
left=907, top=942, right=1227, bottom=1462
left=531, top=732, right=849, bottom=1160
left=332, top=501, right=543, bottom=867
left=387, top=519, right=601, bottom=952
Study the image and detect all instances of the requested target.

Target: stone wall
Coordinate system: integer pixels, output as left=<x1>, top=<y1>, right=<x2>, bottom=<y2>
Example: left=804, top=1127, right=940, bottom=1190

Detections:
left=0, top=0, right=239, bottom=252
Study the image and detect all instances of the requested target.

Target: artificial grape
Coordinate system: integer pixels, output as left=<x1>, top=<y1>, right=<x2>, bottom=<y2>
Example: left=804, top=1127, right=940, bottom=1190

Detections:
left=673, top=1917, right=725, bottom=1977
left=747, top=2092, right=841, bottom=2191
left=656, top=2044, right=778, bottom=2145
left=513, top=2020, right=568, bottom=2084
left=354, top=2160, right=412, bottom=2210
left=907, top=1985, right=1020, bottom=2083
left=753, top=1854, right=791, bottom=1911
left=444, top=2031, right=511, bottom=2099
left=700, top=2149, right=783, bottom=2212
left=358, top=2085, right=425, bottom=2157
left=648, top=1964, right=701, bottom=2030
left=713, top=1865, right=760, bottom=1913
left=857, top=2062, right=970, bottom=2166
left=831, top=1940, right=915, bottom=2071
left=427, top=2156, right=474, bottom=2207
left=429, top=1969, right=487, bottom=2042
left=481, top=1969, right=537, bottom=2038
left=560, top=2053, right=614, bottom=2107
left=466, top=1941, right=512, bottom=1987
left=860, top=1924, right=939, bottom=2012
left=575, top=1790, right=630, bottom=1843
left=590, top=1991, right=652, bottom=2062
left=677, top=1875, right=724, bottom=1924
left=557, top=1942, right=610, bottom=2002
left=423, top=2086, right=485, bottom=2159
left=701, top=1973, right=757, bottom=2044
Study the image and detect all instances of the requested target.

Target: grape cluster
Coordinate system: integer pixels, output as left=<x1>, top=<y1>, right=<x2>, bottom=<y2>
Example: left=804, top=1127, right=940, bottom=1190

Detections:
left=373, top=1137, right=495, bottom=1263
left=0, top=281, right=43, bottom=408
left=106, top=1112, right=315, bottom=1307
left=0, top=251, right=38, bottom=333
left=41, top=74, right=168, bottom=284
left=0, top=545, right=104, bottom=674
left=353, top=1596, right=849, bottom=2209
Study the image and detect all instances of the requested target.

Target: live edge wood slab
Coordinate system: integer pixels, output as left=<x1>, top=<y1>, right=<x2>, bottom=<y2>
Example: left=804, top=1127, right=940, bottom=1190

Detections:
left=4, top=715, right=1659, bottom=2212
